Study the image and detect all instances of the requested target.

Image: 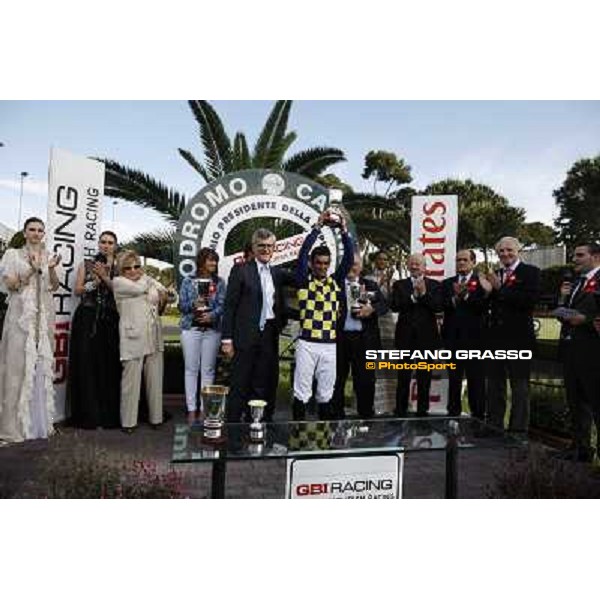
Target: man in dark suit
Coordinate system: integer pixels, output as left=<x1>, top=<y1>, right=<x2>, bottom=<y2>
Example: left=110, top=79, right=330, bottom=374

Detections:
left=442, top=249, right=492, bottom=418
left=391, top=253, right=443, bottom=417
left=486, top=236, right=541, bottom=436
left=221, top=228, right=293, bottom=422
left=331, top=255, right=388, bottom=419
left=557, top=243, right=600, bottom=461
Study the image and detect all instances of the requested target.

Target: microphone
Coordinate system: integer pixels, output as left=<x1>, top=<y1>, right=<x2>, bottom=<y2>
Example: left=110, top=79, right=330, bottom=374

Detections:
left=558, top=269, right=574, bottom=307
left=561, top=269, right=573, bottom=284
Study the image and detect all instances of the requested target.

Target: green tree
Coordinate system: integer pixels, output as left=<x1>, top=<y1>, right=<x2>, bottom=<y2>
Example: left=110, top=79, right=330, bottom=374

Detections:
left=424, top=179, right=525, bottom=266
left=335, top=150, right=415, bottom=256
left=362, top=150, right=412, bottom=196
left=99, top=101, right=346, bottom=259
left=518, top=221, right=556, bottom=248
left=143, top=264, right=175, bottom=289
left=314, top=173, right=354, bottom=196
left=553, top=155, right=600, bottom=252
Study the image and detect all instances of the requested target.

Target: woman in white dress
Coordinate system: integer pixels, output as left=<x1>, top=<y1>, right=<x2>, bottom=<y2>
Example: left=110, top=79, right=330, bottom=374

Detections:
left=0, top=217, right=61, bottom=443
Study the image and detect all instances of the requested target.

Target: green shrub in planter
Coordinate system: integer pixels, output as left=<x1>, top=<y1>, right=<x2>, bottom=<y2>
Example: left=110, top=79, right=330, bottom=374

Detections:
left=488, top=445, right=600, bottom=498
left=33, top=444, right=185, bottom=499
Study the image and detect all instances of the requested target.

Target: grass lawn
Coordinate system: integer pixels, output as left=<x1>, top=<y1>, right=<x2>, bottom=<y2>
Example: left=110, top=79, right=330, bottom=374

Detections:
left=161, top=315, right=180, bottom=328
left=535, top=316, right=560, bottom=340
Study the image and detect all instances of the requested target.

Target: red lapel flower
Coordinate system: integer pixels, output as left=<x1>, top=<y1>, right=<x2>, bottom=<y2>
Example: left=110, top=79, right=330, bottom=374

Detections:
left=505, top=273, right=517, bottom=287
left=583, top=278, right=598, bottom=293
left=467, top=278, right=478, bottom=293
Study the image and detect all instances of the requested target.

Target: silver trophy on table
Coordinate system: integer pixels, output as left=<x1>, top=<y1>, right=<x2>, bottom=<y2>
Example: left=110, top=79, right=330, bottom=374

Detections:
left=248, top=399, right=267, bottom=442
left=202, top=385, right=229, bottom=441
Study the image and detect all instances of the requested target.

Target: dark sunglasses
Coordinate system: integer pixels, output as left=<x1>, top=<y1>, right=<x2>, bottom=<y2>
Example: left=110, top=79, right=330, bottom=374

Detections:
left=122, top=264, right=142, bottom=272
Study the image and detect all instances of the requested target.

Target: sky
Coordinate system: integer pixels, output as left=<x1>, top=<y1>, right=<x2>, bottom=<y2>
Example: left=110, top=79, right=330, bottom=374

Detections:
left=1, top=100, right=599, bottom=243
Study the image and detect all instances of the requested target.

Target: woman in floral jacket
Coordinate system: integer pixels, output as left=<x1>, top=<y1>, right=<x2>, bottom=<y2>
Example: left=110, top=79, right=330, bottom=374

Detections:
left=179, top=248, right=226, bottom=424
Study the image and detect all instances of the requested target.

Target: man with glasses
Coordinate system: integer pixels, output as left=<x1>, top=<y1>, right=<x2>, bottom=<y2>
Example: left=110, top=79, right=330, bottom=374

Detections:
left=221, top=228, right=293, bottom=422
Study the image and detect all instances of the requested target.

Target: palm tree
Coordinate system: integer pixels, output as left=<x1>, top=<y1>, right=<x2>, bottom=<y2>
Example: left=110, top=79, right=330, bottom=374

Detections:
left=314, top=172, right=412, bottom=257
left=99, top=101, right=346, bottom=260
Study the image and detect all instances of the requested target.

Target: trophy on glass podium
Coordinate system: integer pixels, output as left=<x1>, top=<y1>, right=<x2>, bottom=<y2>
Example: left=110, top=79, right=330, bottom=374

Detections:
left=248, top=399, right=267, bottom=442
left=193, top=278, right=212, bottom=329
left=202, top=385, right=229, bottom=441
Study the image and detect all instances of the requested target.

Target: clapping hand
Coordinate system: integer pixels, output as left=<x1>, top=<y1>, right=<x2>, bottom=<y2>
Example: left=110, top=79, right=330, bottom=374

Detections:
left=414, top=277, right=426, bottom=296
left=91, top=261, right=108, bottom=279
left=452, top=281, right=466, bottom=297
left=28, top=253, right=41, bottom=271
left=479, top=275, right=493, bottom=294
left=486, top=271, right=501, bottom=290
left=48, top=254, right=62, bottom=269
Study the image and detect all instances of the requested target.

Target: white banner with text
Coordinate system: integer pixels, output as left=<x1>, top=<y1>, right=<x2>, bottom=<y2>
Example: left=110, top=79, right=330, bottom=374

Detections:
left=410, top=195, right=458, bottom=281
left=47, top=147, right=105, bottom=420
left=286, top=454, right=404, bottom=499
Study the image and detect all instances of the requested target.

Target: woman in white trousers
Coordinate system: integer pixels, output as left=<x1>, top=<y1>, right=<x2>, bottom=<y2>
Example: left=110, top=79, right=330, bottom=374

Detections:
left=179, top=248, right=226, bottom=424
left=113, top=250, right=167, bottom=433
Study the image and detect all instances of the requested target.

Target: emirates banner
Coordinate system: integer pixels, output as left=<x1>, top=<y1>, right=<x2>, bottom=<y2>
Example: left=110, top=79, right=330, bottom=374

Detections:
left=47, top=148, right=105, bottom=420
left=410, top=195, right=458, bottom=414
left=410, top=195, right=458, bottom=280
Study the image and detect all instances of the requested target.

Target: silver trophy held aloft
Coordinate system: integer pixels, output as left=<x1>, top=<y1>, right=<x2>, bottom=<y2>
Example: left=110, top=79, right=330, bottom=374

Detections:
left=193, top=278, right=212, bottom=328
left=324, top=188, right=344, bottom=228
left=202, top=385, right=229, bottom=441
left=248, top=399, right=267, bottom=442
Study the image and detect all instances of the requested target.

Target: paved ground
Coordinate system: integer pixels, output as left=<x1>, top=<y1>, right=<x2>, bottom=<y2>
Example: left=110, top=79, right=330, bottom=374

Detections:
left=0, top=395, right=542, bottom=499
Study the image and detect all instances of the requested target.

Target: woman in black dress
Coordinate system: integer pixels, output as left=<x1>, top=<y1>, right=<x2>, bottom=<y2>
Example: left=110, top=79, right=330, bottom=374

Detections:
left=67, top=231, right=121, bottom=428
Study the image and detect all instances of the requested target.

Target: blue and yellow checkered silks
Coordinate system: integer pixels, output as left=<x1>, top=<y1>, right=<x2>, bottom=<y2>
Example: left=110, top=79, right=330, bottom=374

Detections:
left=297, top=275, right=341, bottom=342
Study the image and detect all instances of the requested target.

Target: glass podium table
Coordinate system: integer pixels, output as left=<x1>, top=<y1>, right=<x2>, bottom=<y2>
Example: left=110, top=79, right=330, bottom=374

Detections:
left=171, top=416, right=518, bottom=499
